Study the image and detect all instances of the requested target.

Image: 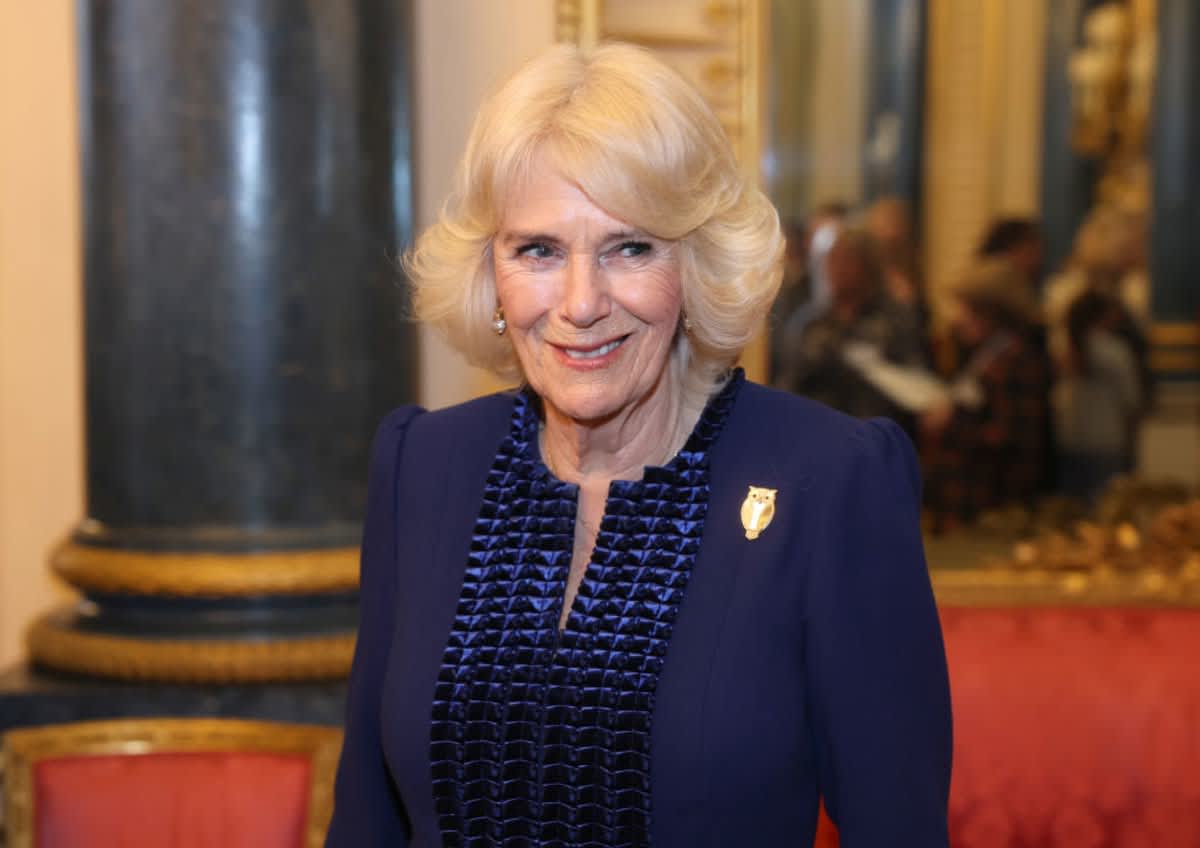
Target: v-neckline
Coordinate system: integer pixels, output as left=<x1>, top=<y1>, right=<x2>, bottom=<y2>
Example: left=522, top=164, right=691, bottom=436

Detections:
left=519, top=370, right=745, bottom=634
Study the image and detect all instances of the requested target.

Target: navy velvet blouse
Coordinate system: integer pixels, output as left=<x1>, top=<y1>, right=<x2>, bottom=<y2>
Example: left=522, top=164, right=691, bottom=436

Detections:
left=327, top=374, right=952, bottom=847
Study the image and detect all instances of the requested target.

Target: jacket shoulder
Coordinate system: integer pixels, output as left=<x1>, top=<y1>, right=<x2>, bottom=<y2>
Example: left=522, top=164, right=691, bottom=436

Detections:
left=391, top=390, right=515, bottom=446
left=376, top=391, right=516, bottom=491
left=730, top=380, right=918, bottom=492
left=733, top=380, right=878, bottom=458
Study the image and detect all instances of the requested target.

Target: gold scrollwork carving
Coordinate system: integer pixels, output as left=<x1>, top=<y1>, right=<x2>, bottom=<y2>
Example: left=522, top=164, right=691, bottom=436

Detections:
left=601, top=29, right=722, bottom=49
left=701, top=57, right=739, bottom=91
left=555, top=0, right=600, bottom=45
left=555, top=0, right=583, bottom=41
left=26, top=611, right=355, bottom=683
left=704, top=0, right=738, bottom=29
left=3, top=718, right=341, bottom=848
left=50, top=541, right=359, bottom=597
left=554, top=0, right=762, bottom=165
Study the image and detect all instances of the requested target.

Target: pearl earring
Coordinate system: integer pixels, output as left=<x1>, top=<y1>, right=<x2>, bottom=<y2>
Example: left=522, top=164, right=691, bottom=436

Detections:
left=491, top=307, right=507, bottom=335
left=682, top=313, right=693, bottom=333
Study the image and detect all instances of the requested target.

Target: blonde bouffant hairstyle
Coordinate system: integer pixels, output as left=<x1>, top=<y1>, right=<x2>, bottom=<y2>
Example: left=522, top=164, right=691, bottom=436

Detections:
left=406, top=42, right=784, bottom=403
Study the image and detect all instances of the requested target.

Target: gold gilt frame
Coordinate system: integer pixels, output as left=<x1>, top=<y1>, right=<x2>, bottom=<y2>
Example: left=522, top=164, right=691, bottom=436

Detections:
left=2, top=718, right=343, bottom=848
left=556, top=0, right=770, bottom=382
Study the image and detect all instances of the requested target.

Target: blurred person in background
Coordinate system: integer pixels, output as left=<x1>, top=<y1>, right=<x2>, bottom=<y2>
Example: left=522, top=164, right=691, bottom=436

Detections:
left=768, top=218, right=812, bottom=381
left=1053, top=289, right=1146, bottom=500
left=776, top=226, right=927, bottom=432
left=1043, top=205, right=1151, bottom=349
left=769, top=202, right=849, bottom=387
left=977, top=217, right=1045, bottom=291
left=866, top=195, right=929, bottom=335
left=977, top=216, right=1056, bottom=493
left=922, top=258, right=1050, bottom=531
left=1043, top=205, right=1154, bottom=430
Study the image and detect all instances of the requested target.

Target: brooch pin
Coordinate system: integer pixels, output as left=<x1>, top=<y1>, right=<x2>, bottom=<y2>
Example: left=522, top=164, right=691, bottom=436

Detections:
left=740, top=486, right=777, bottom=540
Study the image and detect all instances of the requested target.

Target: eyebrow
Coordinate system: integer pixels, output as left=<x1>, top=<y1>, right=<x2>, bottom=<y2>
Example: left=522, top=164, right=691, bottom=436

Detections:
left=496, top=229, right=647, bottom=246
left=496, top=231, right=560, bottom=247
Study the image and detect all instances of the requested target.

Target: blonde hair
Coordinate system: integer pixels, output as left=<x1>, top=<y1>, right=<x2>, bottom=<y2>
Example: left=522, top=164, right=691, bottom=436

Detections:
left=405, top=42, right=783, bottom=403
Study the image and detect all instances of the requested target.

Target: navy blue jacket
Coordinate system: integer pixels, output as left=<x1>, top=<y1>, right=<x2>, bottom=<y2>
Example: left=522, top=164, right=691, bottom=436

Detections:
left=327, top=379, right=952, bottom=846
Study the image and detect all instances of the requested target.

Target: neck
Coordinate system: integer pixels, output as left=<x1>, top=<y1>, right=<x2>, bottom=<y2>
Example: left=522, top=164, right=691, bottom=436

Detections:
left=539, top=371, right=694, bottom=486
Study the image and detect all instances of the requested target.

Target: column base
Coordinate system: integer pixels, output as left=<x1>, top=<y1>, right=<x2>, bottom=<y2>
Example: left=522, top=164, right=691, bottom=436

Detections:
left=51, top=541, right=359, bottom=597
left=27, top=608, right=355, bottom=684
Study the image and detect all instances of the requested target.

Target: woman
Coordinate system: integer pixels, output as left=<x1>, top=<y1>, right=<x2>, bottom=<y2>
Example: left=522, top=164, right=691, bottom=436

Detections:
left=778, top=225, right=928, bottom=434
left=328, top=43, right=950, bottom=847
left=1042, top=204, right=1151, bottom=359
left=922, top=258, right=1050, bottom=532
left=865, top=196, right=926, bottom=316
left=768, top=201, right=849, bottom=387
left=1053, top=289, right=1145, bottom=500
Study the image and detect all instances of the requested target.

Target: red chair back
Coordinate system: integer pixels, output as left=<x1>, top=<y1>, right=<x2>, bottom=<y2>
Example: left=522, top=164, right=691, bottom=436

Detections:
left=816, top=606, right=1200, bottom=846
left=33, top=751, right=311, bottom=848
left=3, top=718, right=341, bottom=848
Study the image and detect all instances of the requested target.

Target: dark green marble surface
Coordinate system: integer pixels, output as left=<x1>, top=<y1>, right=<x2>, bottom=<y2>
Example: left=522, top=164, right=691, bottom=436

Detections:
left=0, top=665, right=347, bottom=734
left=78, top=0, right=416, bottom=552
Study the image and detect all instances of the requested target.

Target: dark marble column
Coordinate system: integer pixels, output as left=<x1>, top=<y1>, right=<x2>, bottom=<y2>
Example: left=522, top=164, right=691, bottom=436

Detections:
left=80, top=0, right=414, bottom=550
left=21, top=0, right=416, bottom=687
left=863, top=0, right=927, bottom=215
left=1150, top=0, right=1200, bottom=381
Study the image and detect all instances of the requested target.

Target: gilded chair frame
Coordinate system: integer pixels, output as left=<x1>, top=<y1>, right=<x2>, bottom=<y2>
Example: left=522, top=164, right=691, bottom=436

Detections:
left=2, top=717, right=343, bottom=848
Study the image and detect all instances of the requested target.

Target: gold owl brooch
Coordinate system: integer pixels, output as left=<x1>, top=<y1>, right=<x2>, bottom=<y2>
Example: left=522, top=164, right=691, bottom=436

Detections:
left=740, top=486, right=777, bottom=540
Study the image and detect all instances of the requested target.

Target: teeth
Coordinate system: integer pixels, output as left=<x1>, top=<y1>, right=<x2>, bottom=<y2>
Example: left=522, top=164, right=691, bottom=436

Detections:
left=564, top=338, right=623, bottom=360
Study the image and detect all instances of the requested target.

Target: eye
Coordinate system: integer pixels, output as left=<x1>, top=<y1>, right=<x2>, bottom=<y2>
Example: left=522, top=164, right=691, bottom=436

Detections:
left=515, top=242, right=555, bottom=260
left=615, top=240, right=653, bottom=259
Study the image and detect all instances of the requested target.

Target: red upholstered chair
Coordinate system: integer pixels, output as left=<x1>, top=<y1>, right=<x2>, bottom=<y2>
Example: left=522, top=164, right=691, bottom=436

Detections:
left=813, top=605, right=1200, bottom=846
left=2, top=717, right=342, bottom=848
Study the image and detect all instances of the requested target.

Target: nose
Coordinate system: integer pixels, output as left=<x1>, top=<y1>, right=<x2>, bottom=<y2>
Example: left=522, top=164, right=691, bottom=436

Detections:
left=560, top=250, right=610, bottom=328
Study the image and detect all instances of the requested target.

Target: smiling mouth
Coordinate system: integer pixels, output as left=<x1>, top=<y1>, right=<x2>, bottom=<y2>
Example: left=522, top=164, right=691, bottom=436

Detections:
left=559, top=335, right=629, bottom=361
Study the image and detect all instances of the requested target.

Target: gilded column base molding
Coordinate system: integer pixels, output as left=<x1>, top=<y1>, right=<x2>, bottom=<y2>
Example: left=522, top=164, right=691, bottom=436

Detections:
left=51, top=541, right=359, bottom=597
left=26, top=609, right=355, bottom=683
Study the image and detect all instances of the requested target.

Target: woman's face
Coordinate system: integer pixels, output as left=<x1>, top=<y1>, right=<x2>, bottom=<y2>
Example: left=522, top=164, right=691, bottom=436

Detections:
left=493, top=165, right=683, bottom=425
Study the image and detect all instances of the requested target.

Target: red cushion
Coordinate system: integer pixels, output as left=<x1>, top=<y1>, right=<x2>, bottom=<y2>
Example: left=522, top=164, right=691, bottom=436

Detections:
left=817, top=606, right=1200, bottom=846
left=33, top=751, right=312, bottom=848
